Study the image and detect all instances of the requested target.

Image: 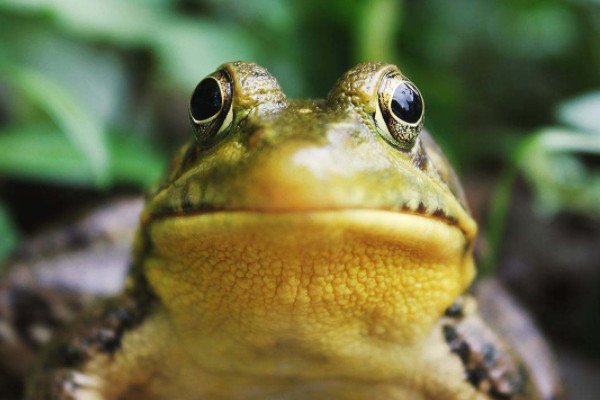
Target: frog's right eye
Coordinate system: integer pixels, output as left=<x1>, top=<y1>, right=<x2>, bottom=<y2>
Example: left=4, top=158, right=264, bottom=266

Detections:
left=189, top=70, right=233, bottom=144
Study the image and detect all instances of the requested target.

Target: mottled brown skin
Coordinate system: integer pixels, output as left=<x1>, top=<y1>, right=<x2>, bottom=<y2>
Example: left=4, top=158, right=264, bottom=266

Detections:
left=0, top=198, right=142, bottom=399
left=0, top=62, right=563, bottom=400
left=473, top=280, right=563, bottom=400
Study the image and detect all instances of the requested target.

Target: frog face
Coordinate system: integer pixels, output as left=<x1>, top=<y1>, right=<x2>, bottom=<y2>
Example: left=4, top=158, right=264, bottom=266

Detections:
left=138, top=62, right=477, bottom=351
left=148, top=62, right=474, bottom=237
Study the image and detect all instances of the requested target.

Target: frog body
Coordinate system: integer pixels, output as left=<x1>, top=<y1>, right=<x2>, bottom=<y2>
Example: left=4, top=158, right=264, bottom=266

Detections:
left=0, top=62, right=561, bottom=400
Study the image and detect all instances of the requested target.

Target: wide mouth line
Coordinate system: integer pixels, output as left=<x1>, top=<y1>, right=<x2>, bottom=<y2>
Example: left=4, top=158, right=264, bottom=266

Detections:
left=147, top=205, right=470, bottom=235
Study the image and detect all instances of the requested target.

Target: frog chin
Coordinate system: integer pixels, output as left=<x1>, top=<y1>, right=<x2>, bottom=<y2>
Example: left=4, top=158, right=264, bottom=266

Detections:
left=142, top=209, right=475, bottom=355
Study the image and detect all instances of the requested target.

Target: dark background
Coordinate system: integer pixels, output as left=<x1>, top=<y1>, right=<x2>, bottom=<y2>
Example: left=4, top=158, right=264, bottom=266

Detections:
left=0, top=0, right=599, bottom=397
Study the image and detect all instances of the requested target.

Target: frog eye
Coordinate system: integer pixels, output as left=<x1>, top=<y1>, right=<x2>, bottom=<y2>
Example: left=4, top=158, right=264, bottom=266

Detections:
left=189, top=70, right=233, bottom=144
left=375, top=71, right=424, bottom=149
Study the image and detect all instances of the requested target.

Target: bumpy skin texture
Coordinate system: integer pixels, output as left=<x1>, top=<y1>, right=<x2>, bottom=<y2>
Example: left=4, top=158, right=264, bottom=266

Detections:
left=12, top=62, right=561, bottom=399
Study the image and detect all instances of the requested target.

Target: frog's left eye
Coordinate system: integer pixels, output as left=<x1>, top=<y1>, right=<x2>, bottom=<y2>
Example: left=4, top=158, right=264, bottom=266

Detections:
left=189, top=70, right=233, bottom=144
left=375, top=71, right=424, bottom=149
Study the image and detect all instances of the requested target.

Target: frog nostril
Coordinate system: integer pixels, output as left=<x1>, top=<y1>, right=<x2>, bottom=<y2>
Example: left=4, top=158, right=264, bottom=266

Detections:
left=247, top=128, right=266, bottom=150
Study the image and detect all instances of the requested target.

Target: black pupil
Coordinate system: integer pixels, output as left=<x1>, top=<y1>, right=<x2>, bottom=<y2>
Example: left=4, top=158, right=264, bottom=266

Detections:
left=190, top=78, right=222, bottom=121
left=391, top=82, right=422, bottom=124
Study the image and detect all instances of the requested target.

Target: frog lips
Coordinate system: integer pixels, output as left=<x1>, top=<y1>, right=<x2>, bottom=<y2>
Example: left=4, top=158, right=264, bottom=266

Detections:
left=157, top=203, right=456, bottom=224
left=149, top=188, right=475, bottom=242
left=146, top=210, right=475, bottom=272
left=147, top=203, right=475, bottom=246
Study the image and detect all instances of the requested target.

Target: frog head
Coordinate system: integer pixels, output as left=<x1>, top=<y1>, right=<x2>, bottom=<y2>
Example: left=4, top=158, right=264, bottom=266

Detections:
left=135, top=62, right=477, bottom=362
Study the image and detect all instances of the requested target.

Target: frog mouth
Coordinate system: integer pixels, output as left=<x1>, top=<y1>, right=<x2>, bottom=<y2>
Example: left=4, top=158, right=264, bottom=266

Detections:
left=145, top=203, right=477, bottom=246
left=145, top=209, right=476, bottom=273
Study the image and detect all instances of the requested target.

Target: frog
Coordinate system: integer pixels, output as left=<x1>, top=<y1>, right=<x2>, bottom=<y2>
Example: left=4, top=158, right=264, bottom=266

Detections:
left=0, top=62, right=562, bottom=400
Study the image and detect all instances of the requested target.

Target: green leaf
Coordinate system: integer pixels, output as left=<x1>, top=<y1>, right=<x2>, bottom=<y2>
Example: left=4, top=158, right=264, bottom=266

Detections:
left=0, top=125, right=165, bottom=189
left=153, top=19, right=258, bottom=91
left=557, top=91, right=600, bottom=133
left=0, top=58, right=110, bottom=186
left=107, top=131, right=166, bottom=189
left=519, top=128, right=600, bottom=217
left=0, top=0, right=166, bottom=46
left=0, top=202, right=19, bottom=265
left=0, top=125, right=95, bottom=184
left=0, top=24, right=130, bottom=124
left=483, top=126, right=600, bottom=273
left=0, top=0, right=258, bottom=90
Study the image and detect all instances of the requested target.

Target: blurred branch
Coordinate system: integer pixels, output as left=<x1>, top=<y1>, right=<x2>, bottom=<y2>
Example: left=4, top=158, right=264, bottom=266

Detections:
left=482, top=126, right=600, bottom=275
left=355, top=0, right=402, bottom=63
left=482, top=91, right=600, bottom=273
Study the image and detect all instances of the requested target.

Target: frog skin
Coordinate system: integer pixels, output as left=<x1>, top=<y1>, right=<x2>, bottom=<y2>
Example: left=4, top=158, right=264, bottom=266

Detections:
left=0, top=62, right=562, bottom=400
left=0, top=198, right=141, bottom=385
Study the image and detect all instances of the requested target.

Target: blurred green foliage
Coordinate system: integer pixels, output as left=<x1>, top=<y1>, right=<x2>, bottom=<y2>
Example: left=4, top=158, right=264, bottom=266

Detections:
left=0, top=202, right=17, bottom=262
left=0, top=0, right=599, bottom=266
left=482, top=91, right=600, bottom=274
